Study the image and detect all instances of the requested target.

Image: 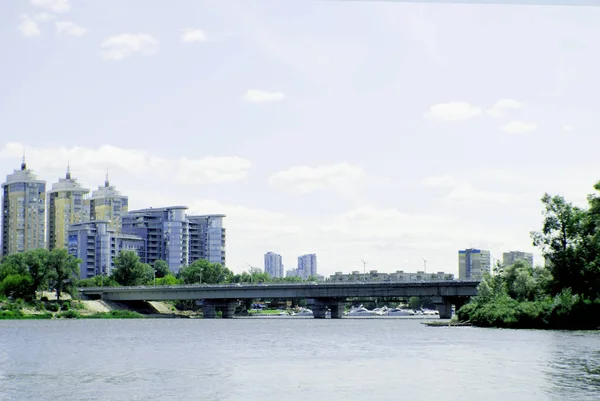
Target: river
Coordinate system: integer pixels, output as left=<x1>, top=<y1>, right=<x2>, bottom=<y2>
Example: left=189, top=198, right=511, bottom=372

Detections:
left=1, top=318, right=599, bottom=401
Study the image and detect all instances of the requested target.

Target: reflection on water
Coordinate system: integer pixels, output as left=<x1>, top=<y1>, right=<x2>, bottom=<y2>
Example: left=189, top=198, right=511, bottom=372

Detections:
left=0, top=320, right=599, bottom=401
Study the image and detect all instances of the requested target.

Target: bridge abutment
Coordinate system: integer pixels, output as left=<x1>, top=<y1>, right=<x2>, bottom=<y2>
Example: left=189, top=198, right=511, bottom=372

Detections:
left=200, top=300, right=239, bottom=318
left=202, top=304, right=217, bottom=319
left=329, top=302, right=344, bottom=319
left=436, top=302, right=453, bottom=319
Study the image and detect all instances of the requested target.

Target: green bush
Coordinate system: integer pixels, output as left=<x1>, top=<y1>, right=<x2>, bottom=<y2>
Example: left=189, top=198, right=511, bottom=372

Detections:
left=57, top=310, right=80, bottom=319
left=45, top=302, right=60, bottom=312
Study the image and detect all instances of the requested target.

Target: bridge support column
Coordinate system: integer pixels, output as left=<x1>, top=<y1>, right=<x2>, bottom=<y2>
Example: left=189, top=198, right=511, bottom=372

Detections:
left=308, top=298, right=328, bottom=319
left=436, top=302, right=453, bottom=319
left=329, top=302, right=344, bottom=319
left=202, top=304, right=216, bottom=319
left=221, top=301, right=238, bottom=319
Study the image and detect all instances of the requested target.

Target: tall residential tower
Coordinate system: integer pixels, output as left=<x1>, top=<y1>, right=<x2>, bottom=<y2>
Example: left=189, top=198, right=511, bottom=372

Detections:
left=188, top=214, right=226, bottom=266
left=264, top=252, right=283, bottom=278
left=1, top=159, right=46, bottom=256
left=47, top=165, right=90, bottom=250
left=458, top=248, right=491, bottom=280
left=85, top=174, right=128, bottom=233
left=297, top=253, right=317, bottom=279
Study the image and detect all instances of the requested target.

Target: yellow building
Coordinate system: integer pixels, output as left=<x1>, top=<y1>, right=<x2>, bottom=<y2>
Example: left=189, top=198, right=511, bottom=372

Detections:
left=1, top=160, right=46, bottom=256
left=84, top=175, right=128, bottom=233
left=47, top=166, right=90, bottom=250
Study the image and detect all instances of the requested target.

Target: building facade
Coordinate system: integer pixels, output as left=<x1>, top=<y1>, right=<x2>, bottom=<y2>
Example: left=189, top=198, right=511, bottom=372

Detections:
left=264, top=251, right=283, bottom=278
left=502, top=250, right=534, bottom=267
left=329, top=270, right=455, bottom=282
left=1, top=160, right=46, bottom=256
left=85, top=176, right=128, bottom=233
left=47, top=166, right=90, bottom=250
left=122, top=206, right=190, bottom=274
left=188, top=214, right=226, bottom=266
left=458, top=248, right=491, bottom=280
left=67, top=220, right=144, bottom=279
left=297, top=253, right=317, bottom=279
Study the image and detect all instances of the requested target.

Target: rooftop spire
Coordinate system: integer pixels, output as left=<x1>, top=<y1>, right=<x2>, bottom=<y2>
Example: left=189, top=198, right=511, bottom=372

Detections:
left=104, top=168, right=110, bottom=187
left=21, top=149, right=26, bottom=171
left=66, top=161, right=71, bottom=179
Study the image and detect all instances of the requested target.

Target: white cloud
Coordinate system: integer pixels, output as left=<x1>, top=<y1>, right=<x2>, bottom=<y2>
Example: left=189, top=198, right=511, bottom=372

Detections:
left=0, top=142, right=251, bottom=185
left=33, top=12, right=56, bottom=22
left=31, top=0, right=70, bottom=13
left=18, top=15, right=40, bottom=37
left=421, top=175, right=456, bottom=188
left=502, top=120, right=538, bottom=135
left=424, top=102, right=482, bottom=122
left=181, top=28, right=207, bottom=43
left=486, top=98, right=521, bottom=118
left=268, top=163, right=365, bottom=194
left=56, top=21, right=87, bottom=37
left=562, top=124, right=574, bottom=131
left=100, top=33, right=158, bottom=61
left=243, top=89, right=286, bottom=103
left=444, top=183, right=521, bottom=205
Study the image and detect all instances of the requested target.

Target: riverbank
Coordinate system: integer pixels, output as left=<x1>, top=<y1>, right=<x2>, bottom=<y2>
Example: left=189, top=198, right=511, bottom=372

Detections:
left=0, top=298, right=200, bottom=320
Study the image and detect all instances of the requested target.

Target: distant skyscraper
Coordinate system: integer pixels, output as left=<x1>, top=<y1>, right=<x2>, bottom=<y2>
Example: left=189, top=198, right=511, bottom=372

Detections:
left=458, top=248, right=491, bottom=280
left=47, top=165, right=90, bottom=250
left=85, top=173, right=128, bottom=233
left=1, top=159, right=46, bottom=256
left=297, top=253, right=317, bottom=279
left=188, top=214, right=226, bottom=266
left=502, top=251, right=534, bottom=267
left=122, top=206, right=190, bottom=274
left=264, top=252, right=283, bottom=278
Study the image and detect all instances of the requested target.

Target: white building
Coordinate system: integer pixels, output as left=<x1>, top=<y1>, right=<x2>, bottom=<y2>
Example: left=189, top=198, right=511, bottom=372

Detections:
left=458, top=248, right=491, bottom=280
left=297, top=253, right=317, bottom=279
left=502, top=251, right=534, bottom=267
left=264, top=251, right=283, bottom=278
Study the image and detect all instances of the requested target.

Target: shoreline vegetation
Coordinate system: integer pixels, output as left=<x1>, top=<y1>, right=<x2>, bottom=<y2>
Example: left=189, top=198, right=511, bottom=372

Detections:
left=456, top=181, right=600, bottom=330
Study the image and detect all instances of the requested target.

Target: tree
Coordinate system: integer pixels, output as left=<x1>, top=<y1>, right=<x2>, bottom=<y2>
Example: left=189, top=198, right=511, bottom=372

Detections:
left=531, top=194, right=586, bottom=296
left=111, top=251, right=154, bottom=286
left=47, top=249, right=80, bottom=301
left=178, top=259, right=233, bottom=284
left=156, top=274, right=180, bottom=286
left=408, top=296, right=422, bottom=310
left=0, top=253, right=28, bottom=282
left=0, top=274, right=34, bottom=300
left=153, top=260, right=170, bottom=279
left=24, top=248, right=50, bottom=293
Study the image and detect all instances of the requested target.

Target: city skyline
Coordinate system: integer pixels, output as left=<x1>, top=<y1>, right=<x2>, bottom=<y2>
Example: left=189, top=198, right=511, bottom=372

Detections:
left=2, top=1, right=600, bottom=276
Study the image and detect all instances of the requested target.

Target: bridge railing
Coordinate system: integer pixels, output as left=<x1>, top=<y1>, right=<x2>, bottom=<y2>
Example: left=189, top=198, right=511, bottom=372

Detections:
left=78, top=280, right=480, bottom=292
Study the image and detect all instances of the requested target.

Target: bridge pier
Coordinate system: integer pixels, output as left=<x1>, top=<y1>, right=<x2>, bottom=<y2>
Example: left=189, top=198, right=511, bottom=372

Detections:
left=436, top=302, right=453, bottom=319
left=329, top=302, right=344, bottom=319
left=221, top=301, right=238, bottom=319
left=200, top=300, right=239, bottom=318
left=202, top=304, right=217, bottom=319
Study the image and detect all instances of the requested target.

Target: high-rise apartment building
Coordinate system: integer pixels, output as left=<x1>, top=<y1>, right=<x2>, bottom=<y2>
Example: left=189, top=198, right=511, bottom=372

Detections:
left=297, top=253, right=317, bottom=279
left=86, top=175, right=128, bottom=233
left=502, top=250, right=534, bottom=267
left=1, top=160, right=46, bottom=256
left=458, top=248, right=491, bottom=280
left=188, top=214, right=226, bottom=266
left=264, top=252, right=283, bottom=278
left=47, top=166, right=90, bottom=250
left=122, top=206, right=190, bottom=274
left=68, top=220, right=144, bottom=279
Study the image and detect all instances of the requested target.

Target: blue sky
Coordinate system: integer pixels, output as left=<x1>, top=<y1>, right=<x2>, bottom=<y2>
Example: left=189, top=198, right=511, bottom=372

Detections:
left=1, top=0, right=600, bottom=275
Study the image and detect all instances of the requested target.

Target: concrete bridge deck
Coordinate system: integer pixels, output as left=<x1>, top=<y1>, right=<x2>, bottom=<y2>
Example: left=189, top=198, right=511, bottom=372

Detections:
left=79, top=280, right=479, bottom=319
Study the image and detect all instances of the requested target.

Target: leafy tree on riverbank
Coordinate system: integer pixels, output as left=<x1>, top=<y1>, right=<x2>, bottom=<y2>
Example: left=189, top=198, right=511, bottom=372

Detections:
left=458, top=182, right=600, bottom=330
left=0, top=249, right=81, bottom=301
left=111, top=251, right=154, bottom=286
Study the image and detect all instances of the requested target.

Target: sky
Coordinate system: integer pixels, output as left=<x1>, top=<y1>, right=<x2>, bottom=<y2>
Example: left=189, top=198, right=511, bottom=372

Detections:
left=1, top=0, right=600, bottom=277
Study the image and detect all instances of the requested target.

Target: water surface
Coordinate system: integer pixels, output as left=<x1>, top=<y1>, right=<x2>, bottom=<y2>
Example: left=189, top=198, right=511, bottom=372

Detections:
left=1, top=319, right=599, bottom=401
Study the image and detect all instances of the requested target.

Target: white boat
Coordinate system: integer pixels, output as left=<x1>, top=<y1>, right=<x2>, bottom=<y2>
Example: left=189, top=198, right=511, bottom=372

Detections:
left=347, top=305, right=383, bottom=316
left=386, top=308, right=415, bottom=316
left=293, top=308, right=314, bottom=316
left=421, top=308, right=440, bottom=316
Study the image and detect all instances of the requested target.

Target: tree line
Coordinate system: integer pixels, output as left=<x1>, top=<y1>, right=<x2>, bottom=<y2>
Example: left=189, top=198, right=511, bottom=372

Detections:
left=458, top=181, right=600, bottom=329
left=1, top=249, right=317, bottom=302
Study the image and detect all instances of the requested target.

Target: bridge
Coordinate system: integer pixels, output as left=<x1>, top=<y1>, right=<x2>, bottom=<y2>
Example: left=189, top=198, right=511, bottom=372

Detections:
left=79, top=280, right=479, bottom=319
